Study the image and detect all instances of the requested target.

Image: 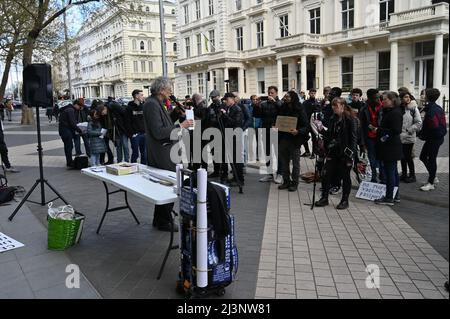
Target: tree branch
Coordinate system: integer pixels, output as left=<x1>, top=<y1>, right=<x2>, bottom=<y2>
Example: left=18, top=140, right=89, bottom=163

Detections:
left=41, top=0, right=99, bottom=31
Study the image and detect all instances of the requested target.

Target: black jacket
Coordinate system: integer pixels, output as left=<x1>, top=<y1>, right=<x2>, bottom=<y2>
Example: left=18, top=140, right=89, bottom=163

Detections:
left=109, top=101, right=132, bottom=138
left=323, top=114, right=358, bottom=160
left=302, top=98, right=320, bottom=123
left=75, top=107, right=89, bottom=123
left=127, top=100, right=146, bottom=134
left=349, top=100, right=365, bottom=113
left=205, top=101, right=222, bottom=129
left=219, top=103, right=243, bottom=129
left=375, top=106, right=403, bottom=162
left=59, top=104, right=81, bottom=134
left=253, top=98, right=281, bottom=128
left=277, top=101, right=309, bottom=146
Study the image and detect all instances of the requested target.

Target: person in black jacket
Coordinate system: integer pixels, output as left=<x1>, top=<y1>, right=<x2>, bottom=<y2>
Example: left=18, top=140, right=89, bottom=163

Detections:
left=206, top=90, right=223, bottom=178
left=418, top=88, right=448, bottom=192
left=59, top=103, right=83, bottom=168
left=218, top=92, right=244, bottom=185
left=372, top=91, right=403, bottom=206
left=73, top=99, right=90, bottom=157
left=127, top=89, right=147, bottom=165
left=110, top=100, right=132, bottom=163
left=349, top=88, right=365, bottom=113
left=314, top=97, right=358, bottom=210
left=277, top=91, right=309, bottom=192
left=302, top=89, right=320, bottom=159
left=253, top=86, right=283, bottom=183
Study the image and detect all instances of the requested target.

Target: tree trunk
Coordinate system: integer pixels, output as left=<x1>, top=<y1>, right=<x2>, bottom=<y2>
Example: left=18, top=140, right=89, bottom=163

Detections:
left=0, top=48, right=15, bottom=101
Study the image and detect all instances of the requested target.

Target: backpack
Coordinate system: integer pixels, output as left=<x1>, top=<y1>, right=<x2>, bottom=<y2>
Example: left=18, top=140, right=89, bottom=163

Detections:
left=0, top=187, right=16, bottom=205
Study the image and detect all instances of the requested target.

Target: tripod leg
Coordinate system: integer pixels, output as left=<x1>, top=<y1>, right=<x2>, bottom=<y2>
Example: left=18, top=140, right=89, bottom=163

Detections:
left=44, top=180, right=69, bottom=205
left=8, top=180, right=40, bottom=221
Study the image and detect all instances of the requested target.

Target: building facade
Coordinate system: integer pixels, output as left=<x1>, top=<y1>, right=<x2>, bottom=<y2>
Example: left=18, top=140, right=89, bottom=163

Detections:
left=175, top=0, right=449, bottom=101
left=52, top=0, right=177, bottom=99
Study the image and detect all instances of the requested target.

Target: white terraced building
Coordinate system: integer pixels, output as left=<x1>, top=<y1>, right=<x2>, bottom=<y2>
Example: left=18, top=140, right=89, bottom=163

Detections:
left=52, top=0, right=177, bottom=99
left=175, top=0, right=449, bottom=101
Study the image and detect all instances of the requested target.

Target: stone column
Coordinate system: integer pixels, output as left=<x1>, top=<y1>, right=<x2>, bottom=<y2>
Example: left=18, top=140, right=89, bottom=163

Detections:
left=301, top=55, right=307, bottom=92
left=277, top=58, right=283, bottom=93
left=433, top=33, right=444, bottom=92
left=390, top=40, right=398, bottom=91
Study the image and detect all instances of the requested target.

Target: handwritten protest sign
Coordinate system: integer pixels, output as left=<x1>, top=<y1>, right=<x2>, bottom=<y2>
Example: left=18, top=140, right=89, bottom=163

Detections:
left=356, top=181, right=398, bottom=201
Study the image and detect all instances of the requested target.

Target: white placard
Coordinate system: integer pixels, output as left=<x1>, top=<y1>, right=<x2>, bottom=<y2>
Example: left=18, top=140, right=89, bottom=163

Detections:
left=185, top=109, right=194, bottom=130
left=356, top=181, right=398, bottom=201
left=0, top=232, right=25, bottom=253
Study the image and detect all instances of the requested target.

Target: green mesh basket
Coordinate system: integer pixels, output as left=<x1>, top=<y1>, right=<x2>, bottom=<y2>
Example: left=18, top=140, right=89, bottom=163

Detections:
left=48, top=212, right=85, bottom=251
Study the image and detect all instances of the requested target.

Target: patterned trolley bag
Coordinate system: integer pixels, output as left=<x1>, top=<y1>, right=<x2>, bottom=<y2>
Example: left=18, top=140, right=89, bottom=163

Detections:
left=177, top=169, right=238, bottom=298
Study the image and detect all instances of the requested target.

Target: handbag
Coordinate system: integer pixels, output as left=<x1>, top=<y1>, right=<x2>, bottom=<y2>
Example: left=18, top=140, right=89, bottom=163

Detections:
left=0, top=186, right=16, bottom=204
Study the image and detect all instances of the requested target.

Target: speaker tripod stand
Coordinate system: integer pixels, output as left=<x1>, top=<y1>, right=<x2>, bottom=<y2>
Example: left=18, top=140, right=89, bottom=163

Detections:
left=8, top=105, right=68, bottom=221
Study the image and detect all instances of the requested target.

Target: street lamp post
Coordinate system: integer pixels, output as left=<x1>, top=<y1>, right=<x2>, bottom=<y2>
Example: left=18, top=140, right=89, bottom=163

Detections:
left=159, top=0, right=168, bottom=77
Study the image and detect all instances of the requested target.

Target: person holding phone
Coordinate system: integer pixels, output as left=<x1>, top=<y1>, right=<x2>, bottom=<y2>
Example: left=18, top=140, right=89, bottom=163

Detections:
left=314, top=97, right=357, bottom=210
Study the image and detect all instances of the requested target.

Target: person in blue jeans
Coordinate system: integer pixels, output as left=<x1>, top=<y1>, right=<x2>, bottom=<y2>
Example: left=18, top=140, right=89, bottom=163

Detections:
left=372, top=91, right=404, bottom=206
left=109, top=100, right=132, bottom=163
left=418, top=88, right=448, bottom=192
left=127, top=89, right=147, bottom=165
left=360, top=89, right=384, bottom=183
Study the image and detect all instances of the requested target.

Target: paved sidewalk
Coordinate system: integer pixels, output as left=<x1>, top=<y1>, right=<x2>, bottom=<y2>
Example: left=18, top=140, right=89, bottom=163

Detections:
left=255, top=182, right=449, bottom=299
left=0, top=202, right=101, bottom=299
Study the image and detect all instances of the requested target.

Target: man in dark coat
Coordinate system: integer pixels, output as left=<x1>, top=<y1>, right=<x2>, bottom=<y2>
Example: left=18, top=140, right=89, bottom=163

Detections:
left=143, top=77, right=193, bottom=231
left=127, top=89, right=147, bottom=165
left=59, top=103, right=83, bottom=168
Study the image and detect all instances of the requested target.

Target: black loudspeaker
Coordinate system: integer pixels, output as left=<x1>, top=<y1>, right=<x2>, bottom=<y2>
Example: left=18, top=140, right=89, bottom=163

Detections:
left=22, top=63, right=53, bottom=107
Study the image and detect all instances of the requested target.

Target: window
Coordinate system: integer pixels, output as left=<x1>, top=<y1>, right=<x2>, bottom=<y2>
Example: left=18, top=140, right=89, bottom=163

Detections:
left=186, top=75, right=192, bottom=95
left=195, top=34, right=201, bottom=56
left=195, top=0, right=201, bottom=19
left=209, top=0, right=214, bottom=15
left=133, top=61, right=138, bottom=73
left=212, top=71, right=217, bottom=90
left=172, top=9, right=176, bottom=14
left=173, top=42, right=177, bottom=52
left=257, top=67, right=265, bottom=94
left=146, top=6, right=149, bottom=12
left=185, top=37, right=191, bottom=58
left=172, top=24, right=177, bottom=32
left=256, top=21, right=264, bottom=48
left=415, top=41, right=435, bottom=57
left=235, top=0, right=242, bottom=10
left=279, top=15, right=289, bottom=38
left=146, top=22, right=151, bottom=31
left=148, top=61, right=153, bottom=73
left=310, top=8, right=321, bottom=34
left=198, top=73, right=204, bottom=94
left=380, top=0, right=394, bottom=23
left=236, top=27, right=243, bottom=51
left=282, top=64, right=289, bottom=92
left=148, top=40, right=152, bottom=51
left=184, top=5, right=189, bottom=24
left=140, top=41, right=145, bottom=51
left=139, top=23, right=144, bottom=30
left=341, top=57, right=353, bottom=92
left=342, top=0, right=354, bottom=30
left=378, top=51, right=390, bottom=90
left=209, top=30, right=216, bottom=52
left=141, top=61, right=146, bottom=73
left=132, top=39, right=137, bottom=50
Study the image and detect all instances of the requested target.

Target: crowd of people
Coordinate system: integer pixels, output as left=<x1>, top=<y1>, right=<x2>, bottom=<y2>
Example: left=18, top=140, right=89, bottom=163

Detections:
left=1, top=78, right=448, bottom=216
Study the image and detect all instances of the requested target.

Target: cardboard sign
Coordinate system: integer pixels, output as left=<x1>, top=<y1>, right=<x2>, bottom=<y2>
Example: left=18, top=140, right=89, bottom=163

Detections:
left=275, top=116, right=298, bottom=133
left=356, top=181, right=398, bottom=201
left=0, top=232, right=25, bottom=253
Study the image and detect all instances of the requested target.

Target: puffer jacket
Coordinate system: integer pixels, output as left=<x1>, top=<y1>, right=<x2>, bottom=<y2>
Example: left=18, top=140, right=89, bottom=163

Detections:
left=87, top=120, right=106, bottom=154
left=400, top=103, right=422, bottom=144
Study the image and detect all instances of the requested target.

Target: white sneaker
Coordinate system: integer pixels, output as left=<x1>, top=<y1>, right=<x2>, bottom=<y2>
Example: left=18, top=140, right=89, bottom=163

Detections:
left=5, top=167, right=20, bottom=173
left=434, top=177, right=439, bottom=184
left=259, top=175, right=273, bottom=182
left=274, top=174, right=283, bottom=184
left=420, top=183, right=435, bottom=192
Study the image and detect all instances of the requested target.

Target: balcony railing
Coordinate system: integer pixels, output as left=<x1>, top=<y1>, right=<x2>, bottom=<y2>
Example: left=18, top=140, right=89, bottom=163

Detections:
left=276, top=33, right=321, bottom=48
left=322, top=22, right=389, bottom=44
left=389, top=2, right=449, bottom=27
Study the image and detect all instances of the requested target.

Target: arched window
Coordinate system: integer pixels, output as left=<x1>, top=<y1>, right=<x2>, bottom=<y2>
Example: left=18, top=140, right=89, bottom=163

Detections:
left=171, top=9, right=176, bottom=14
left=140, top=41, right=145, bottom=51
left=146, top=6, right=150, bottom=12
left=173, top=42, right=177, bottom=52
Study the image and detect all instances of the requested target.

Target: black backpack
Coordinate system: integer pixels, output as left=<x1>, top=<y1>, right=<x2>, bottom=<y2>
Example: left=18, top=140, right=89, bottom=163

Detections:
left=0, top=187, right=16, bottom=205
